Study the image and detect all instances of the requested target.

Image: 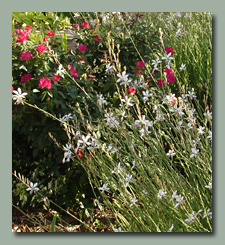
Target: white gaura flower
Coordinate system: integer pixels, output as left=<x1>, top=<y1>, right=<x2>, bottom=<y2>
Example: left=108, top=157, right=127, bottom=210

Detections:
left=62, top=144, right=74, bottom=163
left=121, top=96, right=133, bottom=107
left=151, top=58, right=162, bottom=68
left=99, top=183, right=110, bottom=193
left=166, top=149, right=176, bottom=158
left=142, top=90, right=153, bottom=102
left=111, top=162, right=123, bottom=174
left=170, top=190, right=178, bottom=201
left=190, top=148, right=199, bottom=158
left=185, top=211, right=198, bottom=224
left=107, top=144, right=118, bottom=154
left=169, top=104, right=184, bottom=116
left=161, top=52, right=173, bottom=63
left=26, top=182, right=39, bottom=194
left=130, top=197, right=138, bottom=207
left=105, top=63, right=113, bottom=74
left=197, top=126, right=205, bottom=135
left=131, top=160, right=139, bottom=170
left=179, top=63, right=186, bottom=71
left=207, top=130, right=212, bottom=140
left=203, top=209, right=212, bottom=219
left=59, top=113, right=73, bottom=124
left=117, top=71, right=131, bottom=85
left=186, top=91, right=197, bottom=100
left=56, top=64, right=66, bottom=76
left=125, top=174, right=133, bottom=188
left=114, top=227, right=123, bottom=232
left=187, top=122, right=193, bottom=130
left=77, top=134, right=92, bottom=149
left=204, top=110, right=212, bottom=120
left=176, top=120, right=184, bottom=130
left=205, top=182, right=212, bottom=189
left=174, top=194, right=185, bottom=208
left=157, top=189, right=167, bottom=200
left=12, top=88, right=28, bottom=105
left=98, top=94, right=107, bottom=107
left=167, top=224, right=174, bottom=232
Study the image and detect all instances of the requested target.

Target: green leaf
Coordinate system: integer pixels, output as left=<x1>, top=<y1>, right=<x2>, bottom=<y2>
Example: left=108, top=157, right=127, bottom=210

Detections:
left=33, top=89, right=40, bottom=93
left=47, top=91, right=53, bottom=98
left=50, top=213, right=58, bottom=232
left=41, top=91, right=47, bottom=101
left=58, top=91, right=66, bottom=99
left=33, top=148, right=39, bottom=158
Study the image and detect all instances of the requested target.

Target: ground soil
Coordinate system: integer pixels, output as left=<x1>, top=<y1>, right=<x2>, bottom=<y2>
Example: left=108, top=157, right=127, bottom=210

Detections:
left=12, top=206, right=115, bottom=232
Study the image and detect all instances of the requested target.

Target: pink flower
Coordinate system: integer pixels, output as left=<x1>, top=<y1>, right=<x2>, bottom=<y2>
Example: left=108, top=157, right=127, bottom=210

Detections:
left=134, top=69, right=141, bottom=74
left=70, top=67, right=78, bottom=77
left=135, top=61, right=145, bottom=69
left=20, top=52, right=33, bottom=60
left=52, top=75, right=60, bottom=82
left=46, top=31, right=55, bottom=37
left=16, top=34, right=29, bottom=43
left=82, top=22, right=90, bottom=28
left=75, top=24, right=80, bottom=30
left=167, top=73, right=176, bottom=83
left=36, top=44, right=47, bottom=53
left=68, top=64, right=72, bottom=70
left=43, top=37, right=48, bottom=42
left=127, top=86, right=136, bottom=94
left=21, top=74, right=32, bottom=82
left=78, top=44, right=87, bottom=52
left=26, top=26, right=32, bottom=31
left=39, top=77, right=52, bottom=89
left=12, top=86, right=14, bottom=92
left=163, top=68, right=174, bottom=74
left=16, top=29, right=30, bottom=43
left=93, top=35, right=101, bottom=42
left=165, top=46, right=174, bottom=55
left=157, top=79, right=165, bottom=87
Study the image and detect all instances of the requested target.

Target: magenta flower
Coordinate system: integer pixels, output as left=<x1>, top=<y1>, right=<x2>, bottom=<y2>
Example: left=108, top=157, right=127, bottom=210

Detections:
left=78, top=44, right=87, bottom=52
left=36, top=44, right=47, bottom=53
left=20, top=52, right=33, bottom=60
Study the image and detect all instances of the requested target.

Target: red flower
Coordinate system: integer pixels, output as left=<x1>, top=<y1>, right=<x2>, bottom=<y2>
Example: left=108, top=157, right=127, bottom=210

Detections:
left=165, top=46, right=174, bottom=55
left=36, top=44, right=47, bottom=53
left=46, top=31, right=55, bottom=37
left=167, top=73, right=176, bottom=83
left=172, top=97, right=178, bottom=104
left=12, top=86, right=14, bottom=92
left=82, top=22, right=90, bottom=28
left=71, top=67, right=78, bottom=77
left=39, top=77, right=52, bottom=89
left=127, top=86, right=136, bottom=94
left=26, top=26, right=32, bottom=31
left=93, top=35, right=101, bottom=42
left=78, top=44, right=87, bottom=52
left=157, top=79, right=165, bottom=87
left=163, top=68, right=174, bottom=74
left=20, top=52, right=33, bottom=60
left=43, top=37, right=48, bottom=42
left=77, top=148, right=83, bottom=158
left=52, top=75, right=60, bottom=82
